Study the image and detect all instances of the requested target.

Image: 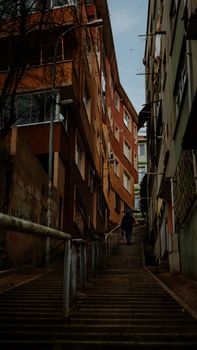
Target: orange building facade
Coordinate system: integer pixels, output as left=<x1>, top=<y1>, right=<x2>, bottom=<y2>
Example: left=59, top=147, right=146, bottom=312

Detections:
left=0, top=0, right=138, bottom=267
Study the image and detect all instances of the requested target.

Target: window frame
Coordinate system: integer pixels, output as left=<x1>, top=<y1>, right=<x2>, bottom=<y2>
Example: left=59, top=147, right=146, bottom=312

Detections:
left=123, top=171, right=131, bottom=193
left=123, top=108, right=131, bottom=131
left=83, top=80, right=91, bottom=124
left=114, top=158, right=120, bottom=177
left=138, top=165, right=146, bottom=183
left=123, top=139, right=132, bottom=162
left=75, top=132, right=85, bottom=179
left=114, top=124, right=120, bottom=141
left=114, top=92, right=120, bottom=111
left=138, top=143, right=146, bottom=157
left=175, top=55, right=188, bottom=118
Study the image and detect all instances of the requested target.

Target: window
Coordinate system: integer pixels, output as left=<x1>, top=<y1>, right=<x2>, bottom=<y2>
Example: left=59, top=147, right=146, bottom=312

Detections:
left=123, top=108, right=131, bottom=131
left=114, top=124, right=120, bottom=141
left=108, top=106, right=113, bottom=129
left=138, top=125, right=146, bottom=137
left=0, top=0, right=76, bottom=19
left=134, top=153, right=138, bottom=170
left=133, top=123, right=138, bottom=142
left=101, top=71, right=106, bottom=112
left=75, top=132, right=85, bottom=179
left=59, top=103, right=72, bottom=133
left=114, top=158, right=120, bottom=177
left=83, top=80, right=91, bottom=123
left=123, top=140, right=131, bottom=162
left=138, top=166, right=146, bottom=183
left=175, top=53, right=188, bottom=117
left=14, top=91, right=51, bottom=125
left=51, top=0, right=77, bottom=8
left=138, top=144, right=145, bottom=156
left=123, top=171, right=131, bottom=193
left=114, top=92, right=120, bottom=111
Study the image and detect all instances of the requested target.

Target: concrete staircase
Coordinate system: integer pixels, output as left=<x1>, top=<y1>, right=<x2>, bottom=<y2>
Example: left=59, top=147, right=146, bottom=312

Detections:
left=0, top=231, right=197, bottom=349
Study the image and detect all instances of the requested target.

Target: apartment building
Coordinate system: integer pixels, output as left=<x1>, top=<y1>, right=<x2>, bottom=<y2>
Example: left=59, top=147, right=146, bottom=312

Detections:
left=141, top=0, right=197, bottom=277
left=134, top=125, right=147, bottom=222
left=95, top=0, right=138, bottom=228
left=0, top=0, right=138, bottom=267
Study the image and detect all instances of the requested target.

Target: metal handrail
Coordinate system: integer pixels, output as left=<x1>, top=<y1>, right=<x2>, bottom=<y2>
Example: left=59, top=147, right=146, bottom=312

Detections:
left=0, top=213, right=103, bottom=318
left=0, top=213, right=71, bottom=240
left=104, top=224, right=122, bottom=255
left=0, top=213, right=72, bottom=318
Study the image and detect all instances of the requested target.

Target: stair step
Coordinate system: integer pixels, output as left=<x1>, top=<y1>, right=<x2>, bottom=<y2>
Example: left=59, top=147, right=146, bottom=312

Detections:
left=0, top=239, right=196, bottom=349
left=1, top=324, right=197, bottom=333
left=1, top=331, right=197, bottom=341
left=0, top=340, right=197, bottom=350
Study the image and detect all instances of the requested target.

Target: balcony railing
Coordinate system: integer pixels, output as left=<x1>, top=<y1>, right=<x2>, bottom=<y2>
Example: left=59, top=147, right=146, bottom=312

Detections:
left=0, top=60, right=74, bottom=94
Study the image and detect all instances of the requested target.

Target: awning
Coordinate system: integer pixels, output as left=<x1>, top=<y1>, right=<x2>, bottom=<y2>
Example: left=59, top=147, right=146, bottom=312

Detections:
left=138, top=102, right=151, bottom=130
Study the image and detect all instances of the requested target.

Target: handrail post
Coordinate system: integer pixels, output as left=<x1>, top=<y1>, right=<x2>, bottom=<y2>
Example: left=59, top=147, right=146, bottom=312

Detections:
left=71, top=244, right=77, bottom=301
left=63, top=239, right=71, bottom=319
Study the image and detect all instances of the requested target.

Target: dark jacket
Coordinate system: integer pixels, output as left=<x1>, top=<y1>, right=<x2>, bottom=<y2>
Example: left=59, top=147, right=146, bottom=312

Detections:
left=121, top=212, right=135, bottom=231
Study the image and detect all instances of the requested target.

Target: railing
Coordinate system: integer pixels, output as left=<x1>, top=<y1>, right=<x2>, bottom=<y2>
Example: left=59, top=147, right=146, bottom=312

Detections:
left=0, top=213, right=110, bottom=318
left=105, top=224, right=122, bottom=255
left=0, top=213, right=72, bottom=318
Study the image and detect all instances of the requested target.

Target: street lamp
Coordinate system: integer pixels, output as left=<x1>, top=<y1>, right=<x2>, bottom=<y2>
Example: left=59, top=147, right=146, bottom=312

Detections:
left=46, top=19, right=103, bottom=265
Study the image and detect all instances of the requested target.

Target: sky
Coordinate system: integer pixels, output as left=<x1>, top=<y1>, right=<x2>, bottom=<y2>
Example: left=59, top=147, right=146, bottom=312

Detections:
left=108, top=0, right=148, bottom=113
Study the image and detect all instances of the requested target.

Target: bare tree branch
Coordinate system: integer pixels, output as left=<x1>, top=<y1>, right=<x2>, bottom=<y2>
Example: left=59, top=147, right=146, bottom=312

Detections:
left=0, top=0, right=78, bottom=140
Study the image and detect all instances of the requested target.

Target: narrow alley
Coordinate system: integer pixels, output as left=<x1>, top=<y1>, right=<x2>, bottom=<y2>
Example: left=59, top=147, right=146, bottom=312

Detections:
left=0, top=228, right=196, bottom=349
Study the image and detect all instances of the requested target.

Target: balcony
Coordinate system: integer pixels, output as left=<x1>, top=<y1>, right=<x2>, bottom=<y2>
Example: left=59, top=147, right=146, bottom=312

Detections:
left=0, top=3, right=77, bottom=37
left=184, top=0, right=197, bottom=39
left=19, top=121, right=70, bottom=166
left=0, top=60, right=78, bottom=100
